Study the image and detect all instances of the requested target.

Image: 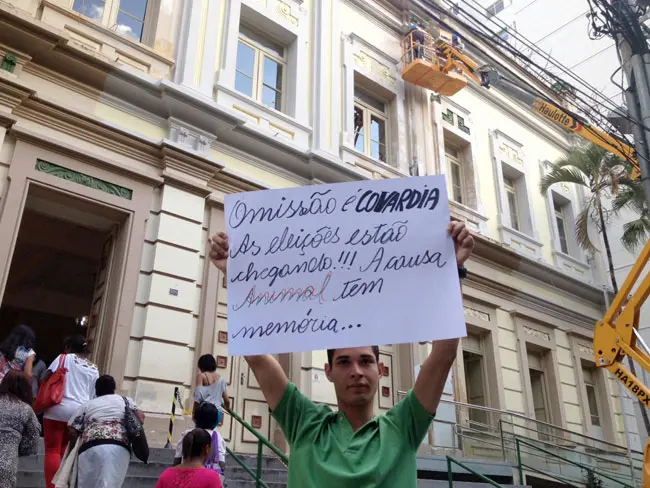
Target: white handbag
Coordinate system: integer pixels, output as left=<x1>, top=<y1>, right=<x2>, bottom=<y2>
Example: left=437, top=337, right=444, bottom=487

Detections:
left=52, top=437, right=81, bottom=488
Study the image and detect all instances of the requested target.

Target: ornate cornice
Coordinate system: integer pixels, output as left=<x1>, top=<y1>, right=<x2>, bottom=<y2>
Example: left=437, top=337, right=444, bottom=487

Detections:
left=0, top=74, right=34, bottom=111
left=160, top=142, right=222, bottom=197
left=467, top=272, right=597, bottom=330
left=0, top=110, right=16, bottom=128
left=210, top=139, right=307, bottom=186
left=466, top=233, right=605, bottom=330
left=11, top=124, right=163, bottom=186
left=473, top=233, right=604, bottom=303
left=13, top=97, right=161, bottom=168
left=209, top=168, right=266, bottom=195
left=342, top=0, right=404, bottom=34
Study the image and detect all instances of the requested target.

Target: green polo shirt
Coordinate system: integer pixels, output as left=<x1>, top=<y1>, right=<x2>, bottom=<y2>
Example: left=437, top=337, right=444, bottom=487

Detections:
left=271, top=382, right=434, bottom=487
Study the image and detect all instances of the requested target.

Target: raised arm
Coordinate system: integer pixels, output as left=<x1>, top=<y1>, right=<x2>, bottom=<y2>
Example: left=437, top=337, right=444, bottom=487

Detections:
left=413, top=338, right=460, bottom=414
left=413, top=221, right=473, bottom=414
left=208, top=232, right=289, bottom=411
left=243, top=355, right=288, bottom=410
left=23, top=354, right=34, bottom=379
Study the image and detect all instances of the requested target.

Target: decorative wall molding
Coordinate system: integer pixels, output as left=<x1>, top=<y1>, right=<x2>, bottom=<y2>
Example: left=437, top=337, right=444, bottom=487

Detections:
left=0, top=44, right=30, bottom=76
left=440, top=106, right=471, bottom=135
left=0, top=76, right=34, bottom=112
left=523, top=325, right=551, bottom=342
left=353, top=50, right=397, bottom=86
left=35, top=159, right=134, bottom=199
left=168, top=117, right=216, bottom=153
left=450, top=200, right=489, bottom=234
left=464, top=306, right=490, bottom=322
left=276, top=0, right=299, bottom=25
left=577, top=342, right=594, bottom=356
left=210, top=139, right=306, bottom=185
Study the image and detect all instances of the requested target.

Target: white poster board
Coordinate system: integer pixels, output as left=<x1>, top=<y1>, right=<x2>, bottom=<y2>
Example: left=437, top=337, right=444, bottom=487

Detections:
left=224, top=175, right=467, bottom=356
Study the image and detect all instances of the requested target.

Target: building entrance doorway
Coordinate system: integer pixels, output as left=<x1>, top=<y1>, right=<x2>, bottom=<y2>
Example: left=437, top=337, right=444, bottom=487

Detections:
left=0, top=186, right=125, bottom=369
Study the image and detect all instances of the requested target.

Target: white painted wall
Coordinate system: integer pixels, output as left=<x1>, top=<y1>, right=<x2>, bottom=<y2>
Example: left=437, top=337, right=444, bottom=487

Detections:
left=471, top=0, right=649, bottom=450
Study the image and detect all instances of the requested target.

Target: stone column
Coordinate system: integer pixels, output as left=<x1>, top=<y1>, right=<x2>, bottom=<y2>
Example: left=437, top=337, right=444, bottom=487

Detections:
left=312, top=0, right=340, bottom=155
left=128, top=150, right=220, bottom=445
left=217, top=0, right=242, bottom=88
left=175, top=0, right=224, bottom=96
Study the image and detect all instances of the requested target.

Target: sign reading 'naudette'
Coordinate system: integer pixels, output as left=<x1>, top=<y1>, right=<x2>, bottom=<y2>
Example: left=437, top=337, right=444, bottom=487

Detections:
left=224, top=175, right=467, bottom=356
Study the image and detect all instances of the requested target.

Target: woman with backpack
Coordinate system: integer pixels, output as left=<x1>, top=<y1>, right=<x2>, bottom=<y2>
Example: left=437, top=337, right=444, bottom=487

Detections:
left=159, top=428, right=223, bottom=488
left=174, top=402, right=226, bottom=484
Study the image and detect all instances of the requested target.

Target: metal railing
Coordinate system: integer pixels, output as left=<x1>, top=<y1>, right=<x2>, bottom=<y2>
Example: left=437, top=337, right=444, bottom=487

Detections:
left=447, top=456, right=506, bottom=488
left=398, top=391, right=644, bottom=486
left=515, top=438, right=635, bottom=488
left=223, top=407, right=288, bottom=488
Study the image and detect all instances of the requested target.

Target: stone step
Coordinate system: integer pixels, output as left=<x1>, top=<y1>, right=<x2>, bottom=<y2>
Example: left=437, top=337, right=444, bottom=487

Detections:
left=17, top=468, right=286, bottom=488
left=418, top=483, right=529, bottom=488
left=18, top=452, right=285, bottom=470
left=17, top=449, right=288, bottom=488
left=226, top=482, right=286, bottom=488
left=228, top=466, right=288, bottom=483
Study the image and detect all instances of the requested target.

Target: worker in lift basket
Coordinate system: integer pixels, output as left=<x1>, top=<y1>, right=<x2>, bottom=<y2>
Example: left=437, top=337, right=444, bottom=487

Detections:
left=408, top=20, right=426, bottom=60
left=207, top=220, right=474, bottom=487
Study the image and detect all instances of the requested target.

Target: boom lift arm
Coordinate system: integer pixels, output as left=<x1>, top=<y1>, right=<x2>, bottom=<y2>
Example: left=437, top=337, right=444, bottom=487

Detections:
left=400, top=30, right=641, bottom=179
left=595, top=238, right=650, bottom=487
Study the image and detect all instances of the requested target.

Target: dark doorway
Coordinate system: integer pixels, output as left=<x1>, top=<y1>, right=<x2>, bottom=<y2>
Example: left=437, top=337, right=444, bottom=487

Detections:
left=0, top=206, right=109, bottom=366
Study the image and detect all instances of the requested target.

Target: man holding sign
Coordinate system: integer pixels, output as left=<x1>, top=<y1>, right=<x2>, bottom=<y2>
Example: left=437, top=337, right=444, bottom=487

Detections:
left=208, top=192, right=473, bottom=488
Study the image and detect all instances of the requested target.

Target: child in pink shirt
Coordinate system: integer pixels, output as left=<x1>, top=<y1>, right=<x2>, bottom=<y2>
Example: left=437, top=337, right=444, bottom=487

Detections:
left=156, top=429, right=222, bottom=488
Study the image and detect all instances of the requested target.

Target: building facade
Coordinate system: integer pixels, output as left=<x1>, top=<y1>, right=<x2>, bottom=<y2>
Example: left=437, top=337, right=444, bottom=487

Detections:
left=474, top=0, right=650, bottom=451
left=0, top=0, right=640, bottom=458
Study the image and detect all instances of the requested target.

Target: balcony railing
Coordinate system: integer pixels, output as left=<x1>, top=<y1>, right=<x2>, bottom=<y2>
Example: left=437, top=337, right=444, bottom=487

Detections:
left=397, top=391, right=643, bottom=487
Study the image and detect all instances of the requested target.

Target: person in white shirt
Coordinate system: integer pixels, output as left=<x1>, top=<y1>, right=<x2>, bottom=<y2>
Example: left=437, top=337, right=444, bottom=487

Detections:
left=175, top=402, right=227, bottom=484
left=40, top=334, right=98, bottom=488
left=68, top=375, right=145, bottom=488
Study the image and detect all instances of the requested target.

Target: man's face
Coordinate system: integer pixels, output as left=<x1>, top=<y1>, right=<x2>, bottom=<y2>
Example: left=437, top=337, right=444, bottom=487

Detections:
left=324, top=347, right=382, bottom=407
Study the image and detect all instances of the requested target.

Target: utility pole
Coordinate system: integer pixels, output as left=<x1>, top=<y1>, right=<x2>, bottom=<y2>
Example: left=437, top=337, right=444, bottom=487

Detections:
left=618, top=0, right=650, bottom=208
left=603, top=0, right=650, bottom=440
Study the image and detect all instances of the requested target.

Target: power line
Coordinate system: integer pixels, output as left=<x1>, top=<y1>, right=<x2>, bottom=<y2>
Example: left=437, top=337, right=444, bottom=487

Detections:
left=412, top=0, right=644, bottom=167
left=457, top=0, right=625, bottom=114
left=419, top=0, right=645, bottom=140
left=444, top=0, right=631, bottom=122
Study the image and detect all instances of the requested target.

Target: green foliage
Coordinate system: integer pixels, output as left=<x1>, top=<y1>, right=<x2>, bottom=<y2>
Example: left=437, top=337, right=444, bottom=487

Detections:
left=612, top=180, right=650, bottom=253
left=539, top=143, right=632, bottom=253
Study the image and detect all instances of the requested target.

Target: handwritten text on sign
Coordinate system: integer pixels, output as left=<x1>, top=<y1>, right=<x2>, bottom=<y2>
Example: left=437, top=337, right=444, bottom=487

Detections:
left=224, top=176, right=467, bottom=356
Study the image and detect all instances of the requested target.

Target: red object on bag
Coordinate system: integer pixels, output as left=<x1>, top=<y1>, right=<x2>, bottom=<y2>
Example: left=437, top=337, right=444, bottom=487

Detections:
left=33, top=354, right=67, bottom=413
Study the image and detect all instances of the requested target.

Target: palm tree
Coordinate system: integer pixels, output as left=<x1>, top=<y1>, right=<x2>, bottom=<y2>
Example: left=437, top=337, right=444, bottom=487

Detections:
left=539, top=143, right=650, bottom=435
left=612, top=180, right=650, bottom=253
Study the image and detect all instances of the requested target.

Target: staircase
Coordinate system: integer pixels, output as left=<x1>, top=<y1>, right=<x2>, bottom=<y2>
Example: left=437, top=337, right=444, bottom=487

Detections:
left=17, top=445, right=288, bottom=488
left=405, top=393, right=645, bottom=488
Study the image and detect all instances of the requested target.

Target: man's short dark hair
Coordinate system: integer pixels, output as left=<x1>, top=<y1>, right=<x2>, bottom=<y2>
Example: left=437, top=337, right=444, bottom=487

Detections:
left=197, top=354, right=217, bottom=373
left=327, top=346, right=380, bottom=366
left=194, top=402, right=219, bottom=430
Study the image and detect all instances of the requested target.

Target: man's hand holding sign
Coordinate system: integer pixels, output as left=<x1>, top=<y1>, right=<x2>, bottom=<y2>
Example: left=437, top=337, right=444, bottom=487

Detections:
left=208, top=175, right=473, bottom=488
